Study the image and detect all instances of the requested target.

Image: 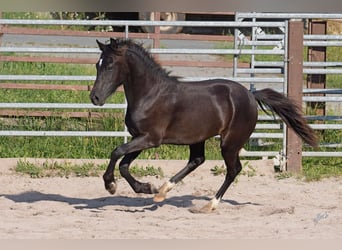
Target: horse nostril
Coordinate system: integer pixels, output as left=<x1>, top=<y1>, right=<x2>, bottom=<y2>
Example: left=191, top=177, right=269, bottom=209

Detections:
left=91, top=93, right=105, bottom=106
left=90, top=92, right=100, bottom=105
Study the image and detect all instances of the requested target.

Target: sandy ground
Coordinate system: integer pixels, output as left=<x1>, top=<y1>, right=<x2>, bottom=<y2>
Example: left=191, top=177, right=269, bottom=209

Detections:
left=0, top=158, right=341, bottom=239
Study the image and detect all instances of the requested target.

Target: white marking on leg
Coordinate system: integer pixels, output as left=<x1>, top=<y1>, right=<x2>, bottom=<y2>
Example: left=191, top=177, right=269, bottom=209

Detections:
left=162, top=181, right=175, bottom=192
left=153, top=181, right=175, bottom=202
left=209, top=197, right=221, bottom=210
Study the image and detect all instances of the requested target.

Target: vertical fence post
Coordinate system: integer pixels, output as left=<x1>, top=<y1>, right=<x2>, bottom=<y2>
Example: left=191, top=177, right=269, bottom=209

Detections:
left=286, top=19, right=304, bottom=173
left=153, top=12, right=161, bottom=60
left=306, top=20, right=327, bottom=117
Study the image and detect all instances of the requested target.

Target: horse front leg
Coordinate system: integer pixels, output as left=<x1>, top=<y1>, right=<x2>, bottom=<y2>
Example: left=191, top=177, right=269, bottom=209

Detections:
left=103, top=149, right=121, bottom=194
left=103, top=135, right=159, bottom=195
left=119, top=151, right=158, bottom=194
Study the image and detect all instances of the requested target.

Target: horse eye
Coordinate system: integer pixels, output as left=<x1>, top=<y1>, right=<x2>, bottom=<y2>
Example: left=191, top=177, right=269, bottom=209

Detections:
left=105, top=62, right=113, bottom=71
left=103, top=58, right=114, bottom=71
left=106, top=66, right=113, bottom=71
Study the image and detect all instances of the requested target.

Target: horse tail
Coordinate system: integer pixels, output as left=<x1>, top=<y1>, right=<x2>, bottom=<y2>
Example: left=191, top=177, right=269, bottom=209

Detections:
left=252, top=88, right=318, bottom=147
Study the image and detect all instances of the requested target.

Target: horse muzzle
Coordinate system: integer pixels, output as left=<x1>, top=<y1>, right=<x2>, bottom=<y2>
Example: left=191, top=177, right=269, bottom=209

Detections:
left=90, top=91, right=105, bottom=106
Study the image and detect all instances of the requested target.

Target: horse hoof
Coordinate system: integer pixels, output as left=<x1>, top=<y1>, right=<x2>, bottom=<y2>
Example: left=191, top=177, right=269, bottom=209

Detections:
left=106, top=182, right=117, bottom=195
left=153, top=181, right=174, bottom=202
left=188, top=206, right=213, bottom=214
left=189, top=198, right=219, bottom=213
left=153, top=193, right=166, bottom=203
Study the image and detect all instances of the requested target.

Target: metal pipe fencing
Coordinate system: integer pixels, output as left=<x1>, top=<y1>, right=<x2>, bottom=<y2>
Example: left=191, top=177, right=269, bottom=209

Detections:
left=234, top=12, right=342, bottom=160
left=0, top=13, right=341, bottom=160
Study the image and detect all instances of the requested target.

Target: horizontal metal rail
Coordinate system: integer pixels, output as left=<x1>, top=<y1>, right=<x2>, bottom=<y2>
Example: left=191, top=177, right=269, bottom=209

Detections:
left=304, top=41, right=342, bottom=46
left=304, top=62, right=342, bottom=67
left=183, top=77, right=285, bottom=83
left=0, top=130, right=283, bottom=139
left=240, top=151, right=278, bottom=157
left=302, top=152, right=342, bottom=157
left=306, top=115, right=342, bottom=121
left=0, top=103, right=126, bottom=109
left=255, top=124, right=281, bottom=129
left=0, top=75, right=95, bottom=81
left=310, top=124, right=342, bottom=130
left=236, top=40, right=284, bottom=46
left=303, top=96, right=342, bottom=102
left=240, top=151, right=342, bottom=157
left=0, top=47, right=99, bottom=54
left=236, top=13, right=342, bottom=19
left=0, top=130, right=130, bottom=137
left=304, top=88, right=342, bottom=95
left=236, top=68, right=282, bottom=74
left=256, top=34, right=284, bottom=40
left=304, top=69, right=342, bottom=74
left=304, top=34, right=342, bottom=40
left=0, top=19, right=286, bottom=28
left=150, top=48, right=284, bottom=55
left=254, top=61, right=342, bottom=68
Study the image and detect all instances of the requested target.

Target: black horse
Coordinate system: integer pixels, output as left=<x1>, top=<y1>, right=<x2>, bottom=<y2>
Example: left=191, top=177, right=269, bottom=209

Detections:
left=90, top=38, right=318, bottom=212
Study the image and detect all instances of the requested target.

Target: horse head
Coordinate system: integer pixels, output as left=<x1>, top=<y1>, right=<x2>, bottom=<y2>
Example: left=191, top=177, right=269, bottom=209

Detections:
left=90, top=38, right=128, bottom=106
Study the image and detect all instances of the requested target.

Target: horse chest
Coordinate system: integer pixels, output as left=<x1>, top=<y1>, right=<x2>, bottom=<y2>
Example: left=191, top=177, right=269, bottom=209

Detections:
left=124, top=109, right=153, bottom=136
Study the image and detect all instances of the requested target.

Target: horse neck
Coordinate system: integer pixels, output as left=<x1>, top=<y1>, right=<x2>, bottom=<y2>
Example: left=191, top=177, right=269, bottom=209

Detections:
left=123, top=50, right=166, bottom=106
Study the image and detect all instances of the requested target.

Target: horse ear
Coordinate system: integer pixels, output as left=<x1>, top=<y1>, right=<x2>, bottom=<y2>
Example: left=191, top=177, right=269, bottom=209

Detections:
left=96, top=39, right=106, bottom=51
left=110, top=38, right=118, bottom=48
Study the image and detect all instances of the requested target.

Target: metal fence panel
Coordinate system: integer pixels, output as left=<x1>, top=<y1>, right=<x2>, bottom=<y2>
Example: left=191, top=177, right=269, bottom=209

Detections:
left=0, top=14, right=341, bottom=160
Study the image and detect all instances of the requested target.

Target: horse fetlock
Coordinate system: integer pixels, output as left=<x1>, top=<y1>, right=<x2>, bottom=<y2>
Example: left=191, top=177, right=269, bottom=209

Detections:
left=149, top=183, right=159, bottom=194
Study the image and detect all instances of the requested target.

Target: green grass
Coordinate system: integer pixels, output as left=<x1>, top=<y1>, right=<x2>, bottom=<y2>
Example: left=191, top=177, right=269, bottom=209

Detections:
left=1, top=12, right=92, bottom=31
left=15, top=159, right=164, bottom=178
left=0, top=60, right=95, bottom=75
left=2, top=12, right=52, bottom=20
left=302, top=157, right=342, bottom=181
left=210, top=161, right=257, bottom=178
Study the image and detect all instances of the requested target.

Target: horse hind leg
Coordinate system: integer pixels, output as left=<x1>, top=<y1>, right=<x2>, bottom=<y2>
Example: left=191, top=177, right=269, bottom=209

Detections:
left=190, top=145, right=242, bottom=213
left=154, top=142, right=205, bottom=202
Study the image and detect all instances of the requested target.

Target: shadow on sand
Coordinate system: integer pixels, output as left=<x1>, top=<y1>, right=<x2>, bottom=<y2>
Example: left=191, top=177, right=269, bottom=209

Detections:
left=1, top=191, right=260, bottom=213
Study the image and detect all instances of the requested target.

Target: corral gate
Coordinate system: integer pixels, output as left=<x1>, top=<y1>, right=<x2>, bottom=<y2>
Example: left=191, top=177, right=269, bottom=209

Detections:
left=0, top=13, right=341, bottom=172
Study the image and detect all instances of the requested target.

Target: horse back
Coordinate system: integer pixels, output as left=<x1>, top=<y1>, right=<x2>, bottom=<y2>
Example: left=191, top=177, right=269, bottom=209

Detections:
left=159, top=79, right=258, bottom=144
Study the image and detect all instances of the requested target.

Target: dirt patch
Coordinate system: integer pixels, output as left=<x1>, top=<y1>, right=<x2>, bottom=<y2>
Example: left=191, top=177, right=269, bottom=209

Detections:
left=0, top=158, right=341, bottom=239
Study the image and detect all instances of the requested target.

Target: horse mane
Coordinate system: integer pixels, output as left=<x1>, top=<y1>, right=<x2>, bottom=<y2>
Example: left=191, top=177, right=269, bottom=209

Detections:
left=113, top=38, right=180, bottom=82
